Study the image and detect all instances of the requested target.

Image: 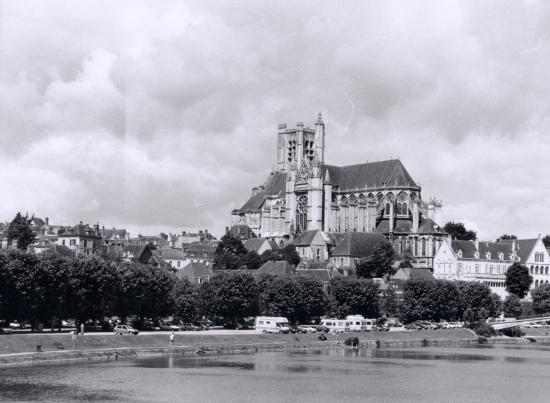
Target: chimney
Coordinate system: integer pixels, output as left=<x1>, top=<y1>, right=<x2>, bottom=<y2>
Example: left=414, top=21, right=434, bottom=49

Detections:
left=45, top=217, right=49, bottom=225
left=225, top=226, right=229, bottom=234
left=101, top=225, right=105, bottom=237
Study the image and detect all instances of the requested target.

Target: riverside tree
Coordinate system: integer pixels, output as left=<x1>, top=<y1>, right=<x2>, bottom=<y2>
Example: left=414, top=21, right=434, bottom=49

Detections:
left=259, top=276, right=325, bottom=323
left=328, top=277, right=380, bottom=318
left=116, top=263, right=175, bottom=326
left=456, top=282, right=498, bottom=321
left=199, top=271, right=258, bottom=324
left=172, top=278, right=199, bottom=323
left=399, top=280, right=460, bottom=323
left=503, top=294, right=522, bottom=318
left=531, top=284, right=550, bottom=314
left=505, top=263, right=533, bottom=299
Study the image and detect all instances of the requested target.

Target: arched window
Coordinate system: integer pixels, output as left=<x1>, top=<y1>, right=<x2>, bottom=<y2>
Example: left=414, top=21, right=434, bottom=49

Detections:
left=385, top=203, right=391, bottom=216
left=421, top=238, right=426, bottom=256
left=296, top=195, right=308, bottom=234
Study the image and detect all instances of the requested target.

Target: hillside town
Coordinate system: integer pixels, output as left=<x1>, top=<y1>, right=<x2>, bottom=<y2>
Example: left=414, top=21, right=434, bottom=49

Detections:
left=1, top=116, right=549, bottom=306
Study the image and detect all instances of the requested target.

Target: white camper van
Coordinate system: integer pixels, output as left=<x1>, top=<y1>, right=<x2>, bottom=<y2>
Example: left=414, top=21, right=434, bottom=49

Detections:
left=346, top=315, right=375, bottom=332
left=320, top=318, right=351, bottom=333
left=255, top=316, right=290, bottom=334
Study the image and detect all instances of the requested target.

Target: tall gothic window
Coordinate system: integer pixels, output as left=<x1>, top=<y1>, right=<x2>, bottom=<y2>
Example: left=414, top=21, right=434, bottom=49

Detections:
left=296, top=195, right=308, bottom=234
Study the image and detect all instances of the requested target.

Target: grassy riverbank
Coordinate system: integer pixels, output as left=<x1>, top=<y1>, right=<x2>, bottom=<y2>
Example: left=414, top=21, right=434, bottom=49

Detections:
left=0, top=329, right=480, bottom=366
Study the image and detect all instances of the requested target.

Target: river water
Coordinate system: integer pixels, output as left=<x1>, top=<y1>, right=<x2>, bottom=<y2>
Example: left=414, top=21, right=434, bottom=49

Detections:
left=1, top=344, right=550, bottom=402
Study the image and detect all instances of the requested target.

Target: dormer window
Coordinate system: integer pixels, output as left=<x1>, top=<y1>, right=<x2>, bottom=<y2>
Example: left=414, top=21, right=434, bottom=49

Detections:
left=457, top=250, right=463, bottom=258
left=474, top=251, right=480, bottom=259
left=498, top=252, right=504, bottom=261
left=486, top=252, right=491, bottom=260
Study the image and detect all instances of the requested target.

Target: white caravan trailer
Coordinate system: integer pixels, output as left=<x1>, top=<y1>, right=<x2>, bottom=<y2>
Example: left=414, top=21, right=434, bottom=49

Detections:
left=346, top=315, right=375, bottom=331
left=320, top=318, right=351, bottom=333
left=255, top=317, right=290, bottom=334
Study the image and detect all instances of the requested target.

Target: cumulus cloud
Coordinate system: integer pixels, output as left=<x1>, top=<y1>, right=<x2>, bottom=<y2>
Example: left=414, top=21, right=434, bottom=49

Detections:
left=1, top=0, right=550, bottom=239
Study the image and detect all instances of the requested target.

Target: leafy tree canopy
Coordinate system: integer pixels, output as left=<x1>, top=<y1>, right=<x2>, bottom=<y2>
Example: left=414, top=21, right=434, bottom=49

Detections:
left=456, top=281, right=498, bottom=321
left=497, top=234, right=517, bottom=241
left=443, top=222, right=477, bottom=241
left=172, top=278, right=199, bottom=323
left=328, top=277, right=380, bottom=319
left=543, top=235, right=550, bottom=248
left=199, top=271, right=258, bottom=323
left=399, top=279, right=460, bottom=323
left=531, top=284, right=550, bottom=315
left=503, top=294, right=522, bottom=318
left=505, top=262, right=533, bottom=299
left=7, top=212, right=35, bottom=250
left=356, top=241, right=395, bottom=279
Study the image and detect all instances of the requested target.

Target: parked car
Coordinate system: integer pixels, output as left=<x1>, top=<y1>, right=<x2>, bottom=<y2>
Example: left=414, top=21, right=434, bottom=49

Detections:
left=0, top=327, right=14, bottom=334
left=316, top=325, right=330, bottom=333
left=159, top=322, right=181, bottom=331
left=181, top=323, right=200, bottom=331
left=297, top=325, right=318, bottom=333
left=113, top=325, right=139, bottom=335
left=9, top=321, right=21, bottom=329
left=288, top=325, right=307, bottom=334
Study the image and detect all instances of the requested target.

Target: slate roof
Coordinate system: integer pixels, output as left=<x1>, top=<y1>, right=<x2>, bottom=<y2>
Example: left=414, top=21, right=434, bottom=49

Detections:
left=451, top=240, right=515, bottom=261
left=332, top=232, right=388, bottom=258
left=254, top=260, right=296, bottom=280
left=450, top=240, right=478, bottom=259
left=185, top=241, right=219, bottom=253
left=296, top=268, right=341, bottom=282
left=229, top=225, right=256, bottom=240
left=392, top=267, right=435, bottom=281
left=244, top=238, right=270, bottom=254
left=176, top=262, right=214, bottom=281
left=59, top=224, right=102, bottom=239
left=513, top=239, right=537, bottom=264
left=240, top=172, right=287, bottom=211
left=158, top=248, right=186, bottom=260
left=322, top=159, right=418, bottom=190
left=103, top=228, right=127, bottom=238
left=417, top=218, right=445, bottom=234
left=292, top=230, right=320, bottom=246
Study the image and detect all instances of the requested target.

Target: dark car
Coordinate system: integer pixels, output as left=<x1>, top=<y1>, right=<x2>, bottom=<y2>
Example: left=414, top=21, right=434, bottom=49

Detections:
left=288, top=325, right=307, bottom=334
left=317, top=325, right=330, bottom=333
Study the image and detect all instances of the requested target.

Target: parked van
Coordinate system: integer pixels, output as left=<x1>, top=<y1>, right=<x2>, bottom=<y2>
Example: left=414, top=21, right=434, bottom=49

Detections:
left=255, top=317, right=290, bottom=334
left=320, top=318, right=351, bottom=333
left=346, top=315, right=375, bottom=332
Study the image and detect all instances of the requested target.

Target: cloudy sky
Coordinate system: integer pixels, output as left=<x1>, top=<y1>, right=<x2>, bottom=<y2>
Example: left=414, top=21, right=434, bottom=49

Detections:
left=1, top=0, right=549, bottom=240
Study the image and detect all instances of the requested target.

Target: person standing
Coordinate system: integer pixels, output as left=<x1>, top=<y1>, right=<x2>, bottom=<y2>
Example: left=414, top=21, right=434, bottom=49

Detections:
left=169, top=330, right=175, bottom=347
left=80, top=323, right=85, bottom=336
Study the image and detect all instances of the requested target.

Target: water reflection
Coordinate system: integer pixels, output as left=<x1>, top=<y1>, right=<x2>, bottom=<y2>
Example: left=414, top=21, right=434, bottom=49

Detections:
left=2, top=345, right=550, bottom=402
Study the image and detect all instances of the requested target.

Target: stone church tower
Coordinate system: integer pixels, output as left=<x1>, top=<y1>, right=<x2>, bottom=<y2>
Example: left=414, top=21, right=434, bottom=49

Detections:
left=231, top=114, right=446, bottom=264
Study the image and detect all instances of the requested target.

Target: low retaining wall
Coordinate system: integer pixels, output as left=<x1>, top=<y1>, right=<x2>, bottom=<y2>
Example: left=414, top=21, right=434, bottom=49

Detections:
left=0, top=329, right=480, bottom=367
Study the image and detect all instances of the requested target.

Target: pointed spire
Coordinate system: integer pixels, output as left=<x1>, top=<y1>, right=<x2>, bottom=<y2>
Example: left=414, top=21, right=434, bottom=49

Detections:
left=316, top=112, right=323, bottom=125
left=324, top=169, right=331, bottom=185
left=312, top=151, right=321, bottom=168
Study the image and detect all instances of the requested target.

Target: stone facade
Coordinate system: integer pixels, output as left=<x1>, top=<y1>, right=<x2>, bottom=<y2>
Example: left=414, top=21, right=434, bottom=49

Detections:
left=231, top=114, right=447, bottom=265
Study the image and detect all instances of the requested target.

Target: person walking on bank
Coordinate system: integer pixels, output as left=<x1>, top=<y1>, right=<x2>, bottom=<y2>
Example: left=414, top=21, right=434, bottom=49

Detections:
left=169, top=330, right=175, bottom=347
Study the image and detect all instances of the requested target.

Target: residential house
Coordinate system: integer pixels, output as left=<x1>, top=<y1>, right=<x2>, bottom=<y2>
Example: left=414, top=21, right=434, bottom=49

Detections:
left=183, top=241, right=219, bottom=267
left=330, top=232, right=388, bottom=276
left=390, top=267, right=435, bottom=294
left=157, top=248, right=187, bottom=270
left=176, top=262, right=214, bottom=284
left=102, top=227, right=129, bottom=246
left=253, top=260, right=296, bottom=281
left=244, top=238, right=272, bottom=256
left=291, top=230, right=332, bottom=262
left=57, top=223, right=102, bottom=256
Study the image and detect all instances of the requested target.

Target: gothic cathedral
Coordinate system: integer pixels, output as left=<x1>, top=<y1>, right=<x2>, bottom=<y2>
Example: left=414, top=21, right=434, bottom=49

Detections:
left=232, top=114, right=447, bottom=265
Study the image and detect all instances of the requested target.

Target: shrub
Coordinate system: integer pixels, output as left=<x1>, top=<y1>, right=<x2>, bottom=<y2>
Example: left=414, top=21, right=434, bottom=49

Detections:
left=473, top=322, right=496, bottom=337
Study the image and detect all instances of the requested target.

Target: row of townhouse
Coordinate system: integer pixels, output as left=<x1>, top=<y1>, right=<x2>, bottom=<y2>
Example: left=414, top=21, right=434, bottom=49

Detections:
left=433, top=236, right=550, bottom=299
